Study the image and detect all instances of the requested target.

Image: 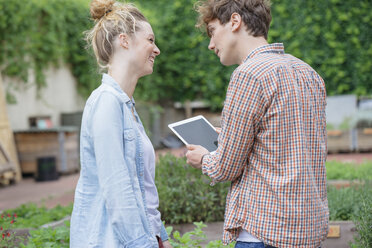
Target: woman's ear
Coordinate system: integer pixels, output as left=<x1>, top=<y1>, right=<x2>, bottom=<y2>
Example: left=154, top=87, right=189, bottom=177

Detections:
left=230, top=13, right=242, bottom=32
left=118, top=33, right=129, bottom=49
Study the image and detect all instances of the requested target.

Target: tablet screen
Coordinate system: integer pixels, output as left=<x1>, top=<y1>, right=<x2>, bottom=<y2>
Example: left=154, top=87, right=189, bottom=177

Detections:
left=169, top=116, right=218, bottom=153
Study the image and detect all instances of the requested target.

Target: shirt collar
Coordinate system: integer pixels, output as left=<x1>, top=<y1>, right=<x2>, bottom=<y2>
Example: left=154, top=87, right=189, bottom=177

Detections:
left=243, top=43, right=285, bottom=63
left=101, top=73, right=135, bottom=105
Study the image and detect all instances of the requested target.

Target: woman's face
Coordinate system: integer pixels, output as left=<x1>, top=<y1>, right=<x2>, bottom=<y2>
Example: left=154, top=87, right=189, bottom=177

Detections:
left=132, top=22, right=160, bottom=77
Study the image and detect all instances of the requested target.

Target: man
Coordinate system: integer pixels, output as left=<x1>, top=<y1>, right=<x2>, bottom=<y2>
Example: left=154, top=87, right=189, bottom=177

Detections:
left=185, top=0, right=329, bottom=247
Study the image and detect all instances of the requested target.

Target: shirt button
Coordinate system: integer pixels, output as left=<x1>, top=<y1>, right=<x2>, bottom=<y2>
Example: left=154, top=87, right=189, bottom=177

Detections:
left=140, top=173, right=143, bottom=177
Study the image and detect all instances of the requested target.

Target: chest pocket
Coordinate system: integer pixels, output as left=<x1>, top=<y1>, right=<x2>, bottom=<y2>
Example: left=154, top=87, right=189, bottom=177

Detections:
left=123, top=129, right=136, bottom=164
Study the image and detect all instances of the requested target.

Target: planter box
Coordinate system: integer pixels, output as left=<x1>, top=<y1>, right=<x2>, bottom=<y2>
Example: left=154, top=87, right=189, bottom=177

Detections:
left=356, top=128, right=372, bottom=152
left=327, top=130, right=353, bottom=153
left=14, top=127, right=79, bottom=175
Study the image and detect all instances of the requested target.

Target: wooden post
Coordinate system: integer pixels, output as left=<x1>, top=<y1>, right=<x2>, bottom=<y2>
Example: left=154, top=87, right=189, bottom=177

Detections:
left=0, top=75, right=22, bottom=182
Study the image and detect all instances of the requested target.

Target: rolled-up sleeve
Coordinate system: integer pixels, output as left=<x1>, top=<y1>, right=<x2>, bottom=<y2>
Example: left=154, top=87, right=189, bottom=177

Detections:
left=92, top=92, right=157, bottom=247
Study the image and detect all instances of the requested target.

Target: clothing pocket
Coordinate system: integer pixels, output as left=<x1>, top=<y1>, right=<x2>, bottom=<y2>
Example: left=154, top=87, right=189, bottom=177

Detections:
left=123, top=129, right=136, bottom=166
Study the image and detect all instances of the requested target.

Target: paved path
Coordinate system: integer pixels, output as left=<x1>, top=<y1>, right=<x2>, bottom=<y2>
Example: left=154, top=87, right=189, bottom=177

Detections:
left=1, top=149, right=371, bottom=211
left=0, top=173, right=78, bottom=211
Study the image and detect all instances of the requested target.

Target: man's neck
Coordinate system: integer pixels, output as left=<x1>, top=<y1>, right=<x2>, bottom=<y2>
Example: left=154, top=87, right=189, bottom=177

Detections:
left=238, top=36, right=268, bottom=64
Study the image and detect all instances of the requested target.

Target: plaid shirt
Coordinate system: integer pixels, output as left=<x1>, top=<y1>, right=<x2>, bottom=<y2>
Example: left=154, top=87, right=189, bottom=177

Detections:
left=202, top=43, right=329, bottom=248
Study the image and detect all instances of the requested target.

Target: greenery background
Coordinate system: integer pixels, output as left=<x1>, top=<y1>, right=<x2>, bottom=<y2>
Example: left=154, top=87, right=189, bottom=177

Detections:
left=1, top=0, right=371, bottom=109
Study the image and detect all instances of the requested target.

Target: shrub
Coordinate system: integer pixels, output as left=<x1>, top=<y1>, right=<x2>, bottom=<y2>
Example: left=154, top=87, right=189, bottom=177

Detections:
left=155, top=153, right=229, bottom=224
left=350, top=183, right=372, bottom=248
left=326, top=160, right=372, bottom=180
left=327, top=183, right=372, bottom=221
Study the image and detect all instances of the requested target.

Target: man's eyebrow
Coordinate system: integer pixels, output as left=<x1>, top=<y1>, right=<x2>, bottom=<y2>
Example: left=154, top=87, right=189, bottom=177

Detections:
left=207, top=25, right=214, bottom=36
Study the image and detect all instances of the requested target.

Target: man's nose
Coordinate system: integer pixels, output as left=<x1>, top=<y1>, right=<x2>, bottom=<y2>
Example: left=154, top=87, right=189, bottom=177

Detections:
left=208, top=39, right=215, bottom=51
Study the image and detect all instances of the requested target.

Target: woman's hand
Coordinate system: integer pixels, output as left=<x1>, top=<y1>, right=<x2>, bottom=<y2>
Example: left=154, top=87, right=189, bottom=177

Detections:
left=162, top=240, right=173, bottom=248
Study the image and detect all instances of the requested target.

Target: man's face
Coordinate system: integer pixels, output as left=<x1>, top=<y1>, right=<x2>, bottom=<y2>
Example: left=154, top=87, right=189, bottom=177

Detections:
left=207, top=19, right=236, bottom=66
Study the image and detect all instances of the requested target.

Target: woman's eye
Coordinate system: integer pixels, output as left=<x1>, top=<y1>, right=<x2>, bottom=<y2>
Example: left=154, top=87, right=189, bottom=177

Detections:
left=149, top=38, right=154, bottom=43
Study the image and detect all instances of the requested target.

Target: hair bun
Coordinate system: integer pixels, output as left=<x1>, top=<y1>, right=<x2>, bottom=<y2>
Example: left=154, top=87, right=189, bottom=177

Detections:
left=90, top=0, right=116, bottom=20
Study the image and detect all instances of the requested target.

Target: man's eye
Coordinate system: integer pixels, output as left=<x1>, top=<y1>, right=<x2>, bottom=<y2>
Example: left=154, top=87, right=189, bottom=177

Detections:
left=149, top=38, right=154, bottom=43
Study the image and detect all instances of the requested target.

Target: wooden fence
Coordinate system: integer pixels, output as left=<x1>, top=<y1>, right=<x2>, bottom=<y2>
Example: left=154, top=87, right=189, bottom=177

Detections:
left=0, top=75, right=21, bottom=184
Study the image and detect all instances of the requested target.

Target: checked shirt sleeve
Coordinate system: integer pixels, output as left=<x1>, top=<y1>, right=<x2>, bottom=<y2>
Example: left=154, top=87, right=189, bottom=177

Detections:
left=202, top=70, right=268, bottom=182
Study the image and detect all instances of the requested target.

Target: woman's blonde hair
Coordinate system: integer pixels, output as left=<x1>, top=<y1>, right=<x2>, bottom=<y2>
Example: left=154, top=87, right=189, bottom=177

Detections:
left=86, top=0, right=148, bottom=68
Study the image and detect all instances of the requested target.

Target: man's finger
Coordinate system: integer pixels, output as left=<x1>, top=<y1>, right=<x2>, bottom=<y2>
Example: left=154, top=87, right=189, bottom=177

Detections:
left=186, top=144, right=196, bottom=150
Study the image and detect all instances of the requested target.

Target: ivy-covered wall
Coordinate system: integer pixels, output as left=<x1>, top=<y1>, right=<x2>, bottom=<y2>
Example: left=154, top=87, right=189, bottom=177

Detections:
left=0, top=0, right=99, bottom=102
left=1, top=0, right=371, bottom=110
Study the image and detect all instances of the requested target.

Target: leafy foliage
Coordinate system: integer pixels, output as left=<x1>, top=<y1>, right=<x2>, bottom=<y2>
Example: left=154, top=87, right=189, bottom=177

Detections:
left=20, top=222, right=70, bottom=248
left=0, top=0, right=100, bottom=100
left=0, top=203, right=72, bottom=229
left=327, top=183, right=372, bottom=221
left=350, top=186, right=372, bottom=248
left=134, top=0, right=234, bottom=110
left=155, top=153, right=229, bottom=224
left=166, top=222, right=235, bottom=248
left=326, top=160, right=372, bottom=180
left=269, top=0, right=372, bottom=96
left=1, top=0, right=371, bottom=108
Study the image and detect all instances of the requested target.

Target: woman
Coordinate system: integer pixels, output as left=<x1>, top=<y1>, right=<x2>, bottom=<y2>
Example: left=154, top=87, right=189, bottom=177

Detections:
left=70, top=0, right=172, bottom=247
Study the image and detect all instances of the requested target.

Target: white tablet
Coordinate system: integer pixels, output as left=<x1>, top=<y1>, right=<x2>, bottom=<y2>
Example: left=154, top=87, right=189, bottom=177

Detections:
left=168, top=115, right=218, bottom=153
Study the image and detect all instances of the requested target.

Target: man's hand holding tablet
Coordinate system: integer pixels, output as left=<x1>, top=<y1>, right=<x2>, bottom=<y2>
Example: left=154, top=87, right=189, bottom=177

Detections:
left=168, top=115, right=219, bottom=169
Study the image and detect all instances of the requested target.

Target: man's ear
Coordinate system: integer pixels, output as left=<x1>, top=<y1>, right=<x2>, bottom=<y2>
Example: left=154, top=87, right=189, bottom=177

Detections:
left=230, top=13, right=242, bottom=32
left=118, top=33, right=129, bottom=49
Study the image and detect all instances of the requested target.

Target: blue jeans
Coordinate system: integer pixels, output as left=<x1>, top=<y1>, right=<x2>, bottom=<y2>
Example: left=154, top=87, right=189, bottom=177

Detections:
left=234, top=242, right=277, bottom=248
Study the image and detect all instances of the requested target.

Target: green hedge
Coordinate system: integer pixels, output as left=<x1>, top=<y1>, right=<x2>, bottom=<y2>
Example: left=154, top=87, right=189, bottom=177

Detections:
left=1, top=0, right=371, bottom=109
left=155, top=153, right=229, bottom=224
left=135, top=0, right=372, bottom=109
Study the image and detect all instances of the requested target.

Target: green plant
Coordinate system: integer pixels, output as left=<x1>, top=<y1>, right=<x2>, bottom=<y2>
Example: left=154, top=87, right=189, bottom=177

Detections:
left=20, top=221, right=70, bottom=248
left=0, top=203, right=72, bottom=229
left=326, top=161, right=372, bottom=181
left=0, top=213, right=22, bottom=247
left=155, top=153, right=229, bottom=224
left=327, top=183, right=372, bottom=221
left=166, top=222, right=235, bottom=248
left=350, top=186, right=372, bottom=248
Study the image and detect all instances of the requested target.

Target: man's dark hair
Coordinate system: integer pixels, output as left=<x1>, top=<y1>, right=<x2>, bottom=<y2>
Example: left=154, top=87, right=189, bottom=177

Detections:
left=195, top=0, right=271, bottom=39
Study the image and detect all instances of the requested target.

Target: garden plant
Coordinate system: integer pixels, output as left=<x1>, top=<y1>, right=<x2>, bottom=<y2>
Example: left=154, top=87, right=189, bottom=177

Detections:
left=0, top=155, right=371, bottom=246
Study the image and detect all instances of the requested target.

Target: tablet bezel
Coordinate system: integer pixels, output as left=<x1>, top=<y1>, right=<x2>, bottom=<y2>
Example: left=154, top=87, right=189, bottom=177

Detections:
left=168, top=115, right=218, bottom=153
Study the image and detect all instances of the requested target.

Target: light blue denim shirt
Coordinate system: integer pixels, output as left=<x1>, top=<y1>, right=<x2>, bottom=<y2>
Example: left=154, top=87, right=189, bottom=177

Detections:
left=70, top=74, right=168, bottom=248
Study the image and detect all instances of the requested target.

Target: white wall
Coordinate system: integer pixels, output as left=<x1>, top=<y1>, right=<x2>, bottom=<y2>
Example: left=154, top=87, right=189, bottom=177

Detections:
left=3, top=65, right=85, bottom=130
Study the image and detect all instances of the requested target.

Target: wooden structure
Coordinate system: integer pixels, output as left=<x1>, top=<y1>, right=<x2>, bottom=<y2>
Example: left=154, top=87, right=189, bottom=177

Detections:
left=14, top=127, right=79, bottom=175
left=356, top=128, right=372, bottom=152
left=0, top=76, right=21, bottom=184
left=327, top=130, right=353, bottom=153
